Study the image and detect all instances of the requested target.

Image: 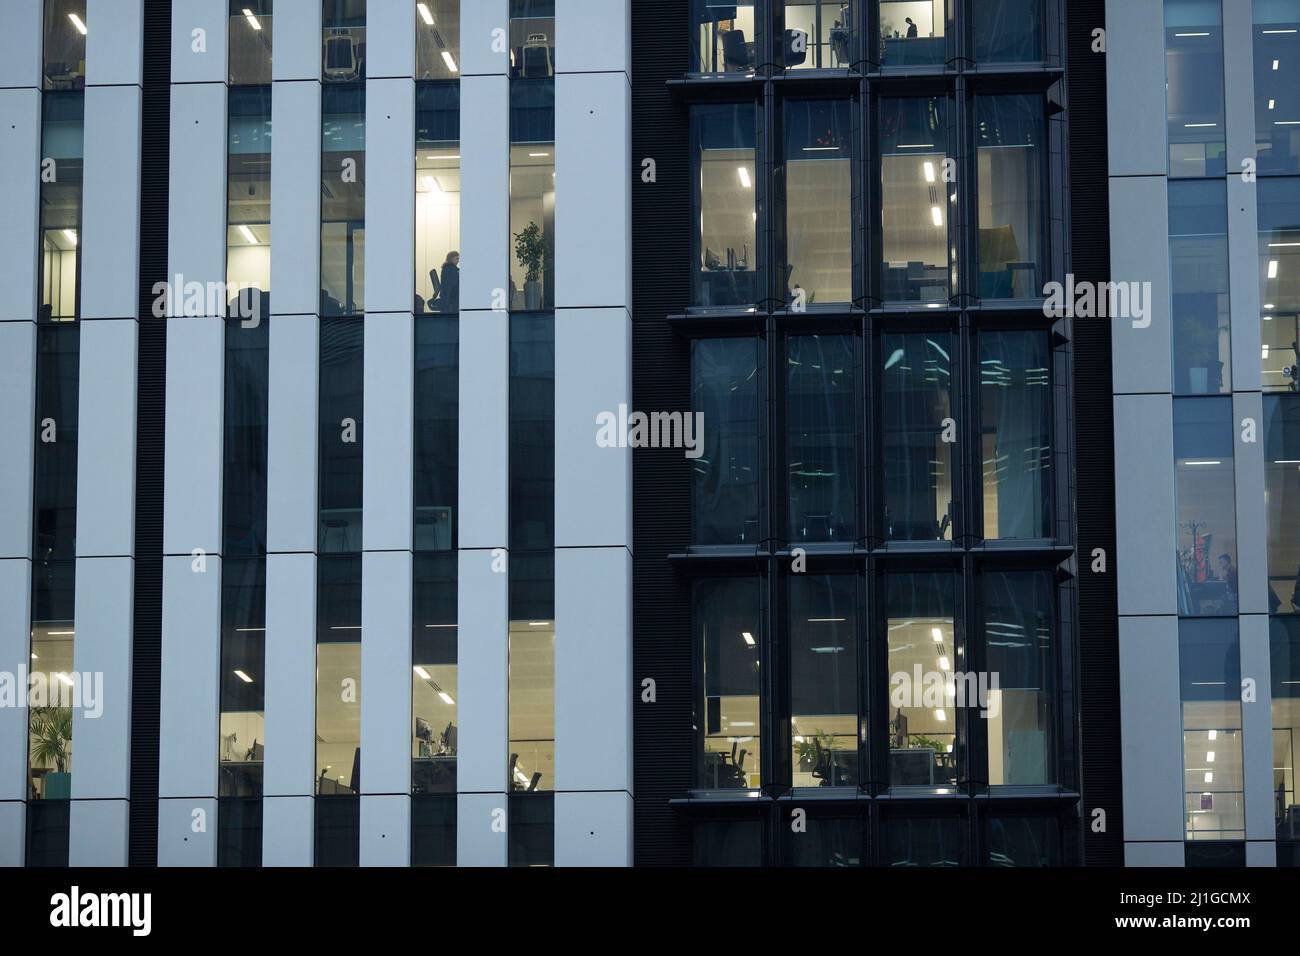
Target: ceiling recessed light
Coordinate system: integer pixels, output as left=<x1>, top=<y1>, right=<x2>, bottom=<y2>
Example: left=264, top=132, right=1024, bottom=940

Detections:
left=68, top=13, right=87, bottom=35
left=417, top=2, right=435, bottom=26
left=741, top=631, right=756, bottom=646
left=243, top=8, right=261, bottom=30
left=413, top=666, right=431, bottom=680
left=1268, top=259, right=1279, bottom=278
left=234, top=669, right=253, bottom=683
left=737, top=166, right=752, bottom=188
left=441, top=50, right=459, bottom=73
left=238, top=224, right=258, bottom=244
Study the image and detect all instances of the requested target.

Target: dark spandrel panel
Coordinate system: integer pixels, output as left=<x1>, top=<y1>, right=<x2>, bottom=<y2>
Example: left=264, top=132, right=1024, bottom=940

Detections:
left=508, top=792, right=554, bottom=867
left=414, top=316, right=458, bottom=551
left=1279, top=842, right=1300, bottom=867
left=972, top=0, right=1041, bottom=63
left=787, top=334, right=856, bottom=542
left=314, top=795, right=360, bottom=867
left=781, top=816, right=864, bottom=867
left=693, top=819, right=762, bottom=866
left=217, top=796, right=263, bottom=867
left=884, top=815, right=967, bottom=866
left=223, top=314, right=269, bottom=557
left=986, top=816, right=1061, bottom=867
left=509, top=81, right=554, bottom=143
left=33, top=325, right=80, bottom=560
left=508, top=551, right=553, bottom=625
left=412, top=794, right=456, bottom=866
left=416, top=81, right=460, bottom=142
left=317, top=553, right=363, bottom=638
left=1185, top=840, right=1245, bottom=867
left=508, top=313, right=554, bottom=551
left=692, top=337, right=761, bottom=545
left=319, top=317, right=364, bottom=552
left=25, top=800, right=70, bottom=867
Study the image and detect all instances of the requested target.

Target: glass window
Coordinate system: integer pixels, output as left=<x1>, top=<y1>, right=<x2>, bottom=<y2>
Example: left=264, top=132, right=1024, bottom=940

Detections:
left=786, top=1, right=854, bottom=70
left=1165, top=0, right=1227, bottom=177
left=1265, top=396, right=1300, bottom=612
left=509, top=0, right=555, bottom=78
left=411, top=794, right=456, bottom=866
left=979, top=331, right=1051, bottom=540
left=879, top=0, right=949, bottom=66
left=414, top=314, right=457, bottom=551
left=316, top=554, right=362, bottom=802
left=219, top=558, right=266, bottom=799
left=972, top=0, right=1041, bottom=63
left=886, top=573, right=960, bottom=788
left=1254, top=0, right=1300, bottom=175
left=33, top=326, right=79, bottom=561
left=790, top=575, right=858, bottom=787
left=509, top=556, right=554, bottom=799
left=413, top=553, right=457, bottom=796
left=319, top=316, right=363, bottom=553
left=883, top=332, right=954, bottom=542
left=28, top=560, right=75, bottom=806
left=986, top=816, right=1060, bottom=866
left=975, top=96, right=1044, bottom=300
left=880, top=96, right=953, bottom=304
left=321, top=84, right=365, bottom=316
left=416, top=83, right=460, bottom=316
left=39, top=93, right=83, bottom=324
left=508, top=792, right=554, bottom=866
left=322, top=0, right=366, bottom=82
left=694, top=819, right=763, bottom=865
left=691, top=0, right=758, bottom=74
left=25, top=800, right=70, bottom=866
left=217, top=797, right=262, bottom=867
left=509, top=314, right=554, bottom=551
left=226, top=87, right=271, bottom=313
left=42, top=0, right=86, bottom=91
left=1180, top=619, right=1245, bottom=841
left=883, top=814, right=966, bottom=865
left=983, top=571, right=1055, bottom=786
left=509, top=83, right=554, bottom=312
left=416, top=0, right=460, bottom=79
left=1175, top=397, right=1239, bottom=616
left=1271, top=618, right=1300, bottom=842
left=693, top=104, right=758, bottom=309
left=783, top=100, right=852, bottom=306
left=1259, top=178, right=1300, bottom=391
left=786, top=334, right=856, bottom=542
left=692, top=337, right=761, bottom=546
left=222, top=314, right=269, bottom=557
left=314, top=793, right=359, bottom=866
left=229, top=1, right=272, bottom=85
left=698, top=577, right=762, bottom=789
left=1169, top=179, right=1231, bottom=395
left=781, top=815, right=864, bottom=866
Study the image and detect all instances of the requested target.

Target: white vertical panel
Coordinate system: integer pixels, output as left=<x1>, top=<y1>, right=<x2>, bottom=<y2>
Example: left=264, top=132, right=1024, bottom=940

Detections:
left=0, top=0, right=42, bottom=89
left=86, top=0, right=144, bottom=88
left=360, top=550, right=412, bottom=795
left=69, top=800, right=129, bottom=866
left=0, top=322, right=35, bottom=559
left=70, top=556, right=133, bottom=800
left=1125, top=842, right=1185, bottom=866
left=0, top=559, right=32, bottom=805
left=263, top=551, right=317, bottom=798
left=1246, top=841, right=1277, bottom=867
left=262, top=795, right=314, bottom=865
left=269, top=80, right=322, bottom=316
left=365, top=0, right=416, bottom=79
left=0, top=90, right=40, bottom=324
left=557, top=0, right=630, bottom=74
left=360, top=794, right=410, bottom=866
left=555, top=791, right=633, bottom=867
left=460, top=0, right=510, bottom=76
left=362, top=312, right=413, bottom=551
left=1222, top=0, right=1256, bottom=174
left=167, top=82, right=227, bottom=313
left=266, top=314, right=320, bottom=552
left=271, top=0, right=322, bottom=82
left=158, top=553, right=221, bottom=799
left=1104, top=0, right=1167, bottom=177
left=81, top=85, right=142, bottom=321
left=1119, top=615, right=1185, bottom=843
left=1240, top=614, right=1274, bottom=841
left=457, top=792, right=506, bottom=866
left=1227, top=175, right=1263, bottom=394
left=171, top=0, right=228, bottom=84
left=75, top=320, right=137, bottom=556
left=459, top=75, right=509, bottom=313
left=162, top=316, right=224, bottom=555
left=0, top=801, right=24, bottom=867
left=1113, top=394, right=1177, bottom=616
left=1109, top=177, right=1172, bottom=396
left=158, top=797, right=217, bottom=865
left=364, top=78, right=415, bottom=314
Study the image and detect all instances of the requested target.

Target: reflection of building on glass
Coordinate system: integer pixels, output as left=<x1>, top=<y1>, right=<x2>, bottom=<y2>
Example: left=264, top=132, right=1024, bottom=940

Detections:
left=1259, top=179, right=1300, bottom=392
left=883, top=333, right=954, bottom=541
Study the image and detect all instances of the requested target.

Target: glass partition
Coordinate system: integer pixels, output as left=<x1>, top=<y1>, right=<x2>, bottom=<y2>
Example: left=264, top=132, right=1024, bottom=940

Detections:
left=786, top=334, right=856, bottom=542
left=693, top=103, right=758, bottom=308
left=691, top=0, right=758, bottom=74
left=1254, top=0, right=1300, bottom=175
left=1259, top=178, right=1300, bottom=391
left=878, top=0, right=949, bottom=66
left=698, top=577, right=763, bottom=789
left=1180, top=619, right=1245, bottom=841
left=976, top=96, right=1044, bottom=300
left=1169, top=179, right=1231, bottom=394
left=881, top=96, right=952, bottom=304
left=783, top=100, right=852, bottom=306
left=883, top=815, right=966, bottom=865
left=979, top=331, right=1051, bottom=540
left=1165, top=0, right=1227, bottom=177
left=790, top=575, right=858, bottom=787
left=883, top=332, right=954, bottom=541
left=1174, top=397, right=1238, bottom=616
left=416, top=0, right=460, bottom=79
left=693, top=337, right=762, bottom=545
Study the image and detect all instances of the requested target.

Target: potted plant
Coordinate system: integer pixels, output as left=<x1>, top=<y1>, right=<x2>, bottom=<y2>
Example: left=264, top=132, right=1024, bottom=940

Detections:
left=29, top=706, right=73, bottom=799
left=513, top=221, right=547, bottom=311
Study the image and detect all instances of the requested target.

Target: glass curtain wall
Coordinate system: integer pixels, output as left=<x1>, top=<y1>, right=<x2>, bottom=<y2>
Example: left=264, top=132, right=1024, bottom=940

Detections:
left=1169, top=180, right=1231, bottom=395
left=782, top=100, right=852, bottom=307
left=1174, top=398, right=1239, bottom=616
left=1165, top=0, right=1227, bottom=178
left=1180, top=620, right=1245, bottom=841
left=880, top=96, right=953, bottom=305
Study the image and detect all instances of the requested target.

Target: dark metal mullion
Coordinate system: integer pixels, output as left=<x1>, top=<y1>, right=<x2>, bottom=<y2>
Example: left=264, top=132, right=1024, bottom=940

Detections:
left=964, top=552, right=987, bottom=793
left=863, top=552, right=879, bottom=794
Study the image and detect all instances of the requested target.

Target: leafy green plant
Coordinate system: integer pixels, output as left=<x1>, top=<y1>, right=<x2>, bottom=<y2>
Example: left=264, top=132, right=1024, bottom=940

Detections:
left=910, top=734, right=946, bottom=753
left=513, top=221, right=547, bottom=284
left=29, top=706, right=72, bottom=773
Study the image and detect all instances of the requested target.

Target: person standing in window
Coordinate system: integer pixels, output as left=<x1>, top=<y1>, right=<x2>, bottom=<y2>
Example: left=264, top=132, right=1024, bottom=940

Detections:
left=439, top=251, right=460, bottom=313
left=905, top=17, right=918, bottom=38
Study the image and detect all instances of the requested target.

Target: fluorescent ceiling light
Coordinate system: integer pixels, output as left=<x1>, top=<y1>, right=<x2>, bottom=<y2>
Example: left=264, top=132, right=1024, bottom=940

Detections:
left=1206, top=751, right=1216, bottom=762
left=47, top=630, right=74, bottom=636
left=938, top=656, right=950, bottom=670
left=1269, top=99, right=1276, bottom=110
left=528, top=621, right=550, bottom=627
left=1265, top=302, right=1276, bottom=308
left=235, top=627, right=265, bottom=632
left=441, top=50, right=459, bottom=73
left=931, top=627, right=944, bottom=643
left=438, top=691, right=455, bottom=706
left=55, top=673, right=75, bottom=688
left=1208, top=729, right=1217, bottom=740
left=931, top=205, right=943, bottom=227
left=1175, top=32, right=1209, bottom=37
left=68, top=13, right=87, bottom=35
left=923, top=161, right=936, bottom=182
left=63, top=229, right=77, bottom=246
left=424, top=623, right=457, bottom=628
left=417, top=2, right=435, bottom=26
left=329, top=625, right=361, bottom=630
left=528, top=151, right=551, bottom=158
left=1268, top=242, right=1300, bottom=247
left=741, top=631, right=756, bottom=646
left=898, top=143, right=935, bottom=149
left=413, top=666, right=431, bottom=680
left=243, top=9, right=262, bottom=31
left=807, top=617, right=846, bottom=623
left=1204, top=771, right=1214, bottom=783
left=1276, top=120, right=1300, bottom=125
left=427, top=154, right=460, bottom=160
left=1184, top=123, right=1217, bottom=128
left=1269, top=259, right=1279, bottom=277
left=234, top=670, right=253, bottom=683
left=1263, top=28, right=1299, bottom=34
left=238, top=224, right=258, bottom=244
left=1183, top=460, right=1222, bottom=466
left=737, top=166, right=752, bottom=188
left=1275, top=59, right=1281, bottom=70
left=935, top=708, right=947, bottom=722
left=1263, top=344, right=1270, bottom=359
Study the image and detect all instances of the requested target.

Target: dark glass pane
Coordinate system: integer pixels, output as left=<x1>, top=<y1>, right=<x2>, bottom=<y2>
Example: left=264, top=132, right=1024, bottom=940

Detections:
left=42, top=1, right=86, bottom=91
left=782, top=816, right=864, bottom=866
left=509, top=314, right=554, bottom=551
left=692, top=104, right=757, bottom=308
left=1254, top=0, right=1300, bottom=175
left=698, top=577, right=762, bottom=789
left=879, top=0, right=950, bottom=66
left=319, top=316, right=363, bottom=553
left=1269, top=618, right=1300, bottom=840
left=972, top=0, right=1041, bottom=62
left=790, top=575, right=858, bottom=787
left=1264, top=397, right=1300, bottom=612
left=317, top=555, right=362, bottom=799
left=219, top=557, right=266, bottom=797
left=785, top=1, right=855, bottom=69
left=322, top=0, right=366, bottom=82
left=413, top=553, right=457, bottom=796
left=229, top=1, right=272, bottom=85
left=222, top=313, right=269, bottom=556
left=883, top=332, right=954, bottom=541
left=983, top=571, right=1055, bottom=786
left=979, top=331, right=1051, bottom=539
left=783, top=100, right=852, bottom=305
left=1258, top=178, right=1300, bottom=391
left=416, top=0, right=460, bottom=80
left=509, top=0, right=556, bottom=78
left=508, top=792, right=554, bottom=867
left=692, top=337, right=761, bottom=545
left=33, top=325, right=79, bottom=561
left=690, top=0, right=758, bottom=74
left=414, top=314, right=458, bottom=551
left=786, top=334, right=856, bottom=542
left=1166, top=0, right=1226, bottom=177
left=880, top=97, right=953, bottom=303
left=411, top=794, right=456, bottom=865
left=1180, top=619, right=1245, bottom=840
left=1174, top=397, right=1238, bottom=615
left=975, top=96, right=1044, bottom=300
left=693, top=819, right=762, bottom=865
left=886, top=572, right=960, bottom=788
left=321, top=84, right=365, bottom=314
left=1169, top=180, right=1231, bottom=395
left=883, top=815, right=966, bottom=866
left=25, top=799, right=70, bottom=867
left=217, top=796, right=263, bottom=867
left=38, top=92, right=83, bottom=323
left=1185, top=841, right=1245, bottom=866
left=987, top=816, right=1060, bottom=866
left=314, top=794, right=359, bottom=866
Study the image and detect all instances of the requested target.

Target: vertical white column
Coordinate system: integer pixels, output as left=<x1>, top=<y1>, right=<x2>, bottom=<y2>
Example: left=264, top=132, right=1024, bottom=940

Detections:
left=0, top=0, right=40, bottom=862
left=262, top=0, right=322, bottom=867
left=68, top=0, right=145, bottom=865
left=359, top=7, right=416, bottom=864
left=157, top=4, right=227, bottom=865
left=552, top=0, right=634, bottom=866
left=456, top=0, right=511, bottom=868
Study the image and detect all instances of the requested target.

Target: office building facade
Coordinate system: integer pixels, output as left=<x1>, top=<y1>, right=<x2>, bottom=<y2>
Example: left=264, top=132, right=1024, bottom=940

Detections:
left=0, top=0, right=1289, bottom=869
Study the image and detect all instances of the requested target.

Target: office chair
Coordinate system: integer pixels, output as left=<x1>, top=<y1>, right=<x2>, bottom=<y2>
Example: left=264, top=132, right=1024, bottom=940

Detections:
left=527, top=772, right=542, bottom=792
left=428, top=267, right=442, bottom=304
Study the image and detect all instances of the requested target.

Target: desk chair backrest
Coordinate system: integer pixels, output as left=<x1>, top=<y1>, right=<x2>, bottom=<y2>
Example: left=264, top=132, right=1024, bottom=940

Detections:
left=722, top=29, right=750, bottom=69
